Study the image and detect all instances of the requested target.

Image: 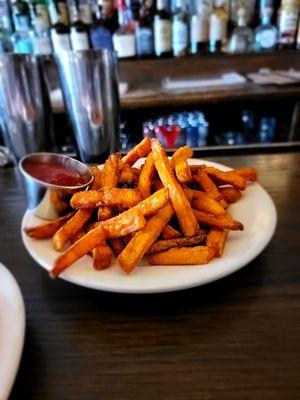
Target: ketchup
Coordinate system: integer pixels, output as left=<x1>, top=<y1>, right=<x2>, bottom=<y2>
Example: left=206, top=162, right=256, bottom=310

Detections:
left=24, top=161, right=89, bottom=187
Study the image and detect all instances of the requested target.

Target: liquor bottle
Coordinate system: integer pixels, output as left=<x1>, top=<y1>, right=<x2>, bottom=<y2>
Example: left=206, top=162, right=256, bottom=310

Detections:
left=70, top=0, right=90, bottom=50
left=79, top=0, right=93, bottom=25
left=90, top=0, right=114, bottom=50
left=230, top=0, right=255, bottom=26
left=277, top=0, right=299, bottom=49
left=228, top=7, right=253, bottom=53
left=135, top=2, right=154, bottom=58
left=32, top=3, right=53, bottom=54
left=11, top=0, right=34, bottom=53
left=154, top=0, right=172, bottom=57
left=253, top=6, right=277, bottom=52
left=209, top=0, right=229, bottom=53
left=48, top=0, right=70, bottom=26
left=190, top=1, right=211, bottom=54
left=172, top=0, right=189, bottom=57
left=113, top=0, right=136, bottom=59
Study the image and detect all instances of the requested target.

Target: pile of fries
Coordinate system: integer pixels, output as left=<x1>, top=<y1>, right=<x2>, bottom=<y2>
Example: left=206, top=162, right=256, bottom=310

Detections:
left=24, top=138, right=257, bottom=277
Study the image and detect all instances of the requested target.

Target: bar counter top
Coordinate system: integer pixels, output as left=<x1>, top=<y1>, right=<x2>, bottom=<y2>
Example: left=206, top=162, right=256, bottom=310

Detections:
left=1, top=150, right=299, bottom=399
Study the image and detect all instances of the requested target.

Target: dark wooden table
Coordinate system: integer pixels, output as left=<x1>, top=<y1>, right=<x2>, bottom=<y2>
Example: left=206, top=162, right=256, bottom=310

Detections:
left=2, top=152, right=300, bottom=400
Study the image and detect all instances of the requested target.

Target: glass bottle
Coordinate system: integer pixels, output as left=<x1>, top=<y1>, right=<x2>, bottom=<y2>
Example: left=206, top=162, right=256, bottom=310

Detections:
left=209, top=0, right=229, bottom=53
left=277, top=0, right=299, bottom=49
left=135, top=2, right=154, bottom=58
left=228, top=7, right=253, bottom=53
left=230, top=0, right=255, bottom=26
left=153, top=0, right=172, bottom=57
left=172, top=0, right=189, bottom=57
left=48, top=0, right=70, bottom=26
left=90, top=0, right=114, bottom=50
left=79, top=0, right=93, bottom=25
left=70, top=0, right=90, bottom=50
left=32, top=3, right=53, bottom=54
left=190, top=1, right=211, bottom=54
left=113, top=0, right=136, bottom=59
left=11, top=0, right=34, bottom=53
left=253, top=7, right=277, bottom=52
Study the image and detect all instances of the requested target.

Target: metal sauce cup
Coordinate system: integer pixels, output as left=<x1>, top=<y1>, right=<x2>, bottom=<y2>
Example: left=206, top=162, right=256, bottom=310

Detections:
left=19, top=153, right=93, bottom=220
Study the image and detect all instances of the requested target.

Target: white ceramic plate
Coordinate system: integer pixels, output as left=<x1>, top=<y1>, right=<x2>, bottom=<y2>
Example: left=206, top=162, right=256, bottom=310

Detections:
left=0, top=262, right=25, bottom=400
left=21, top=159, right=277, bottom=294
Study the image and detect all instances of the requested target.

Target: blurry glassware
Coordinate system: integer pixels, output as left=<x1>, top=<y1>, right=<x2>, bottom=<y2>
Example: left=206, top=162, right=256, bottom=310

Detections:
left=228, top=7, right=253, bottom=53
left=253, top=6, right=277, bottom=52
left=0, top=53, right=54, bottom=163
left=258, top=117, right=276, bottom=143
left=215, top=131, right=244, bottom=145
left=56, top=49, right=119, bottom=163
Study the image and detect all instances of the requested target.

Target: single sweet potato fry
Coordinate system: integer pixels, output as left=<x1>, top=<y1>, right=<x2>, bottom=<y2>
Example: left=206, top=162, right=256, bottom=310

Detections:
left=151, top=139, right=198, bottom=236
left=92, top=242, right=113, bottom=270
left=89, top=166, right=102, bottom=190
left=98, top=206, right=114, bottom=221
left=117, top=203, right=174, bottom=273
left=193, top=209, right=243, bottom=231
left=200, top=166, right=247, bottom=190
left=233, top=167, right=257, bottom=181
left=103, top=188, right=142, bottom=208
left=51, top=209, right=146, bottom=277
left=206, top=228, right=228, bottom=257
left=119, top=163, right=138, bottom=186
left=121, top=137, right=152, bottom=167
left=148, top=246, right=215, bottom=265
left=138, top=152, right=156, bottom=199
left=102, top=153, right=121, bottom=189
left=192, top=193, right=226, bottom=217
left=219, top=187, right=242, bottom=204
left=147, top=234, right=206, bottom=254
left=71, top=190, right=103, bottom=209
left=52, top=208, right=94, bottom=251
left=193, top=170, right=222, bottom=201
left=24, top=211, right=75, bottom=239
left=135, top=188, right=169, bottom=217
left=109, top=238, right=125, bottom=256
left=161, top=224, right=182, bottom=239
left=172, top=146, right=193, bottom=184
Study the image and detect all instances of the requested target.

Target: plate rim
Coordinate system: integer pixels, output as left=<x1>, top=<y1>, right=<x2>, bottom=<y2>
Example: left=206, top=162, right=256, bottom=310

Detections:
left=21, top=159, right=277, bottom=294
left=0, top=262, right=25, bottom=399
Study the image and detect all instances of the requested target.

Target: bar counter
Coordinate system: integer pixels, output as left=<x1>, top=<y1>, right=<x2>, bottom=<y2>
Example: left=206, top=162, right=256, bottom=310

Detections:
left=2, top=150, right=299, bottom=399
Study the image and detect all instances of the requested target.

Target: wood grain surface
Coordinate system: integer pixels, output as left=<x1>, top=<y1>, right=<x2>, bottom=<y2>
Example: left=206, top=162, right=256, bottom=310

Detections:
left=1, top=152, right=300, bottom=400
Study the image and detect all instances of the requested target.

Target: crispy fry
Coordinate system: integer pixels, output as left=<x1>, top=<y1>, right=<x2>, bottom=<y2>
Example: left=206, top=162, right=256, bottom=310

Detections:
left=24, top=212, right=75, bottom=239
left=193, top=170, right=222, bottom=201
left=119, top=163, right=138, bottom=186
left=219, top=187, right=242, bottom=204
left=52, top=208, right=94, bottom=251
left=200, top=166, right=247, bottom=190
left=151, top=139, right=198, bottom=236
left=50, top=191, right=69, bottom=215
left=117, top=203, right=174, bottom=273
left=102, top=153, right=121, bottom=189
left=70, top=228, right=86, bottom=244
left=161, top=224, right=182, bottom=240
left=121, top=137, right=152, bottom=167
left=206, top=229, right=228, bottom=257
left=71, top=190, right=103, bottom=209
left=138, top=152, right=156, bottom=199
left=147, top=234, right=206, bottom=254
left=103, top=188, right=142, bottom=208
left=109, top=238, right=125, bottom=256
left=233, top=167, right=257, bottom=181
left=148, top=246, right=215, bottom=265
left=51, top=209, right=146, bottom=277
left=192, top=193, right=226, bottom=216
left=193, top=209, right=243, bottom=231
left=92, top=242, right=113, bottom=270
left=98, top=206, right=114, bottom=221
left=89, top=166, right=102, bottom=190
left=135, top=188, right=169, bottom=217
left=172, top=146, right=193, bottom=184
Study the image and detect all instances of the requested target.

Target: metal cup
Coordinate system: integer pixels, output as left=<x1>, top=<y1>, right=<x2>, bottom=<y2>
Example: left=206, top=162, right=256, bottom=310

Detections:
left=19, top=153, right=93, bottom=220
left=56, top=49, right=120, bottom=163
left=0, top=53, right=54, bottom=163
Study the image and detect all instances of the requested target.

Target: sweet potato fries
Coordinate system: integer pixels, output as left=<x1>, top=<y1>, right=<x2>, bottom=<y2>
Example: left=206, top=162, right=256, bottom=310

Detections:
left=24, top=139, right=257, bottom=277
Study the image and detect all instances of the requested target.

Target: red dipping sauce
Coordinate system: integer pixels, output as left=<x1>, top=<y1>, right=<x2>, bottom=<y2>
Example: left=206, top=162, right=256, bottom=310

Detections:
left=23, top=161, right=89, bottom=187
